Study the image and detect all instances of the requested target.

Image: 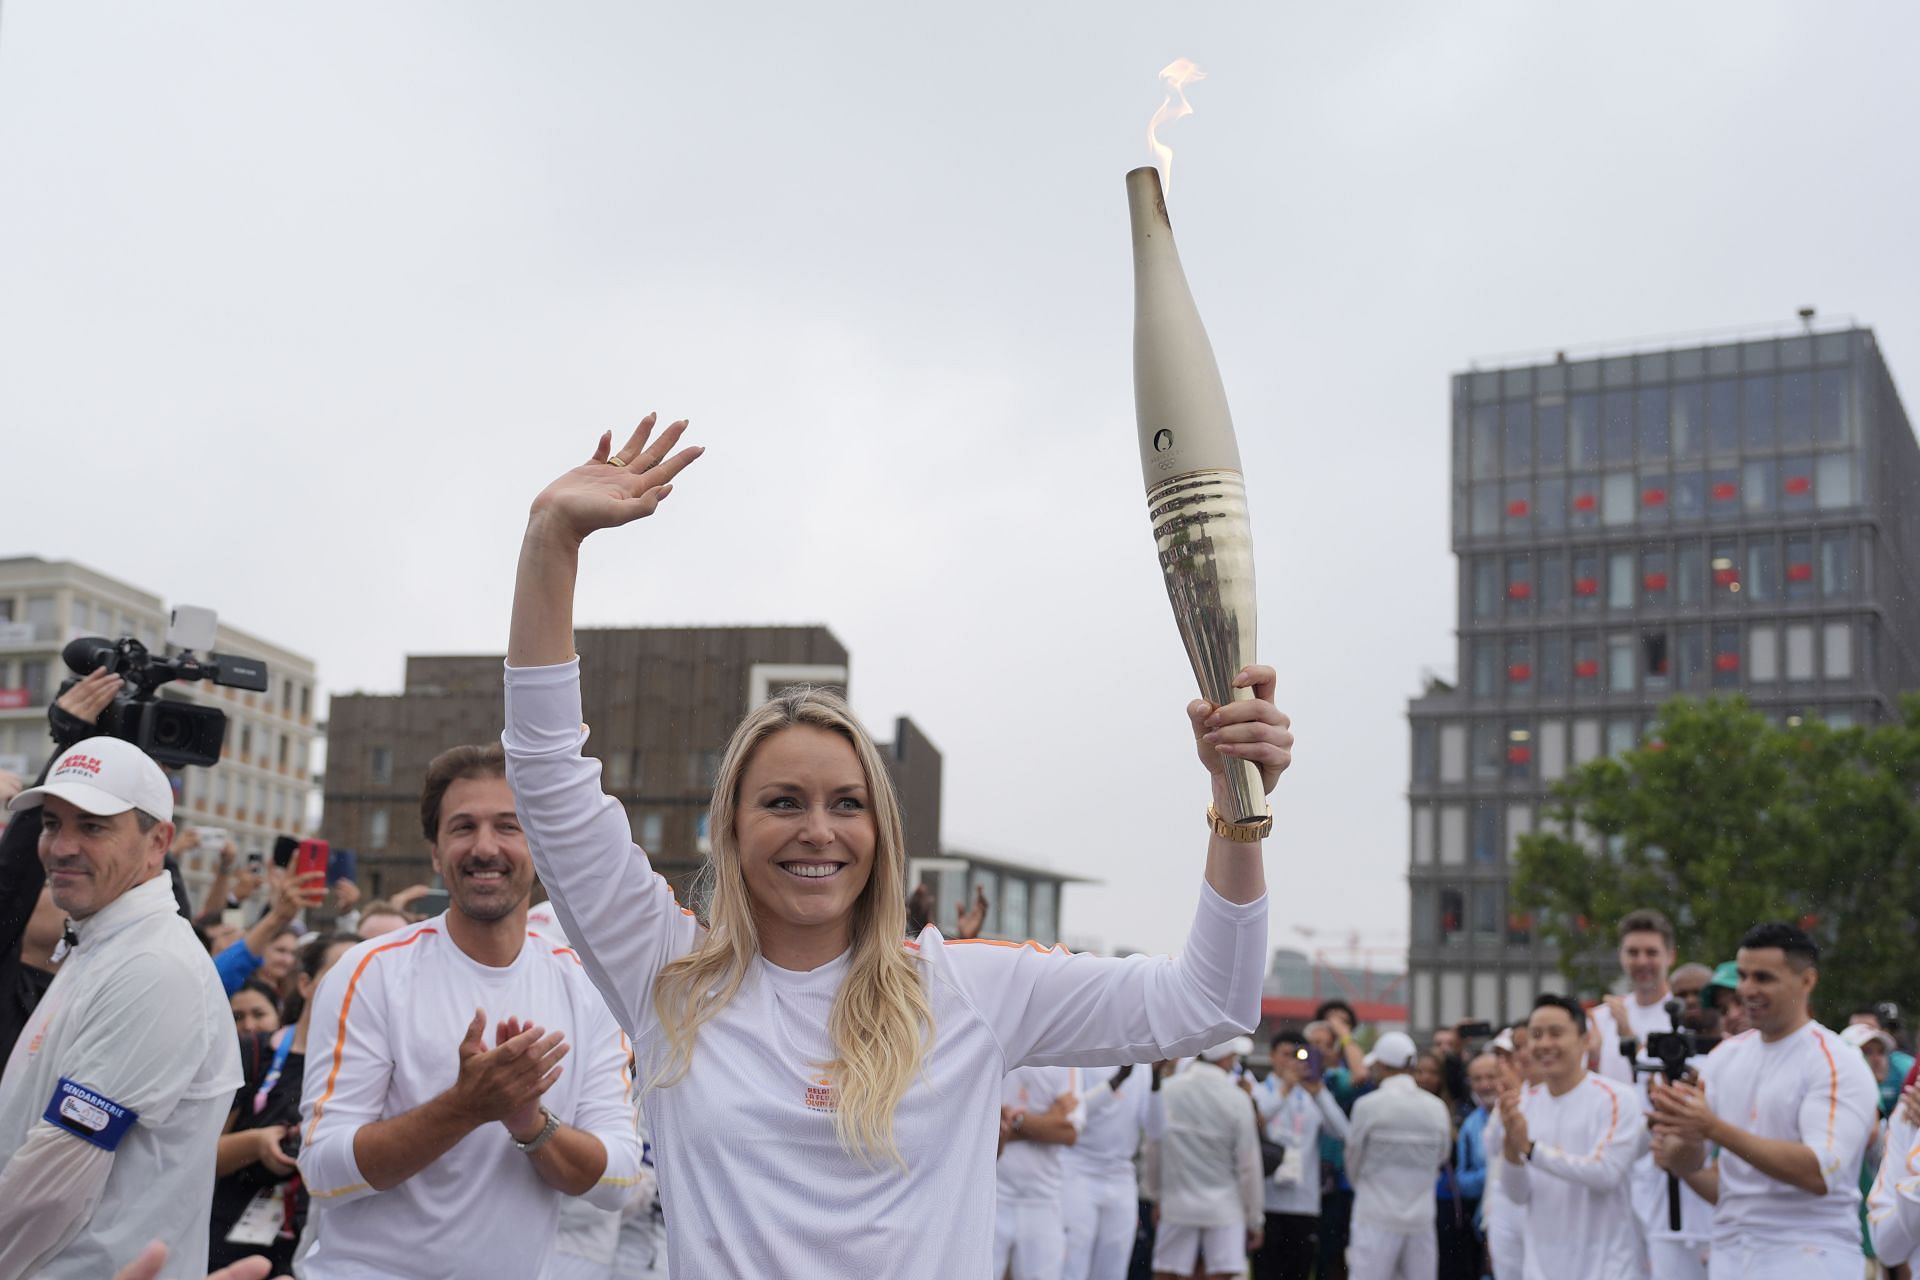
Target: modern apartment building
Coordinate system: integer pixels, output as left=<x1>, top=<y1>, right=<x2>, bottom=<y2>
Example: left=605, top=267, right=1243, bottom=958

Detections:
left=0, top=556, right=322, bottom=900
left=1405, top=323, right=1918, bottom=1033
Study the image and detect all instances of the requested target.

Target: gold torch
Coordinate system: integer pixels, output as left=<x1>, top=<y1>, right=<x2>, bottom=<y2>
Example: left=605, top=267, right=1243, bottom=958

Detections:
left=1127, top=79, right=1267, bottom=825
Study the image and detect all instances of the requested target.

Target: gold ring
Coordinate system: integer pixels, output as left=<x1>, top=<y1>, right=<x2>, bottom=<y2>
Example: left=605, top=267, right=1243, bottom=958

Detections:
left=606, top=455, right=628, bottom=467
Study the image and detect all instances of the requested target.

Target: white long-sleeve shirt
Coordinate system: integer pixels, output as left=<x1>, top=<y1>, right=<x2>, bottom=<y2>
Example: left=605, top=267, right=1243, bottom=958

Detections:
left=1697, top=1022, right=1877, bottom=1253
left=1253, top=1076, right=1348, bottom=1216
left=1346, top=1074, right=1452, bottom=1235
left=1591, top=996, right=1715, bottom=1244
left=998, top=1065, right=1086, bottom=1205
left=502, top=658, right=1267, bottom=1280
left=1156, top=1060, right=1262, bottom=1230
left=1497, top=1073, right=1649, bottom=1280
left=0, top=874, right=240, bottom=1280
left=1868, top=1107, right=1920, bottom=1264
left=1065, top=1064, right=1165, bottom=1184
left=296, top=916, right=643, bottom=1280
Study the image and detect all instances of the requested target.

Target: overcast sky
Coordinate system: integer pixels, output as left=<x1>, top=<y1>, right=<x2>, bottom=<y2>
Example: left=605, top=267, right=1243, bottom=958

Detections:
left=3, top=3, right=1916, bottom=962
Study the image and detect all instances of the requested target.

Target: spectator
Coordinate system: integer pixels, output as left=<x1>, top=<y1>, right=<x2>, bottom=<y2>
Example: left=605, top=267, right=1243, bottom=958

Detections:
left=1062, top=1060, right=1165, bottom=1280
left=0, top=737, right=241, bottom=1278
left=0, top=887, right=65, bottom=1076
left=1152, top=1037, right=1263, bottom=1280
left=1651, top=922, right=1879, bottom=1279
left=1704, top=962, right=1748, bottom=1037
left=210, top=869, right=325, bottom=998
left=1253, top=1030, right=1348, bottom=1280
left=1670, top=963, right=1714, bottom=1013
left=1482, top=1027, right=1533, bottom=1280
left=1345, top=1031, right=1452, bottom=1280
left=229, top=981, right=281, bottom=1036
left=297, top=743, right=643, bottom=1280
left=1306, top=1000, right=1370, bottom=1280
left=1849, top=1011, right=1916, bottom=1100
left=1449, top=1053, right=1499, bottom=1280
left=1416, top=1048, right=1476, bottom=1279
left=996, top=1065, right=1086, bottom=1280
left=210, top=932, right=358, bottom=1274
left=352, top=898, right=413, bottom=939
left=255, top=926, right=301, bottom=994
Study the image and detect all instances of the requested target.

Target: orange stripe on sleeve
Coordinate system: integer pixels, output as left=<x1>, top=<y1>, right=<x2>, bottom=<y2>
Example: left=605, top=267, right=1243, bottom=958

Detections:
left=1813, top=1029, right=1840, bottom=1152
left=304, top=927, right=437, bottom=1145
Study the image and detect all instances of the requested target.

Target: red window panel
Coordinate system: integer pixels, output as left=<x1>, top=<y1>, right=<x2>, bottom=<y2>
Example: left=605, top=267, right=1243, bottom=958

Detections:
left=1787, top=562, right=1814, bottom=583
left=1507, top=499, right=1530, bottom=518
left=1506, top=745, right=1533, bottom=765
left=1574, top=659, right=1601, bottom=679
left=1714, top=653, right=1741, bottom=673
left=1713, top=566, right=1741, bottom=587
left=1507, top=582, right=1533, bottom=600
left=1711, top=482, right=1738, bottom=501
left=1572, top=493, right=1598, bottom=513
left=1643, top=573, right=1669, bottom=592
left=1642, top=488, right=1668, bottom=507
left=1574, top=577, right=1600, bottom=596
left=1784, top=475, right=1812, bottom=495
left=1507, top=663, right=1533, bottom=683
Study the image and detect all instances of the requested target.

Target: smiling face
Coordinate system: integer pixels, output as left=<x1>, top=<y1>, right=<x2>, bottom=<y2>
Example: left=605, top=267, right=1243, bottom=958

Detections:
left=1527, top=1004, right=1586, bottom=1091
left=429, top=775, right=533, bottom=925
left=260, top=930, right=300, bottom=983
left=37, top=795, right=171, bottom=920
left=1468, top=1053, right=1504, bottom=1108
left=230, top=986, right=280, bottom=1035
left=735, top=725, right=876, bottom=955
left=1413, top=1052, right=1444, bottom=1096
left=1737, top=946, right=1817, bottom=1038
left=1619, top=930, right=1674, bottom=999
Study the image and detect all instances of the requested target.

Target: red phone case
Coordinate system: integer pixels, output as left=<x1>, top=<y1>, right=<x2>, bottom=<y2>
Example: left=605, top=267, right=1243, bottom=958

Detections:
left=295, top=839, right=330, bottom=881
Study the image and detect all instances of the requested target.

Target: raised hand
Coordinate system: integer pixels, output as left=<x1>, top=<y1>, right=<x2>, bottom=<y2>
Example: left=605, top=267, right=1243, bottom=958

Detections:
left=527, top=415, right=705, bottom=548
left=954, top=885, right=990, bottom=940
left=1186, top=664, right=1292, bottom=795
left=445, top=1010, right=569, bottom=1130
left=55, top=667, right=122, bottom=727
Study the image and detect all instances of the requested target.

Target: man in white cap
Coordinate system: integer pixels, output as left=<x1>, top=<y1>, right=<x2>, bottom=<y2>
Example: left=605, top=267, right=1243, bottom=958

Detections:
left=1152, top=1036, right=1263, bottom=1280
left=0, top=737, right=241, bottom=1279
left=1344, top=1029, right=1452, bottom=1280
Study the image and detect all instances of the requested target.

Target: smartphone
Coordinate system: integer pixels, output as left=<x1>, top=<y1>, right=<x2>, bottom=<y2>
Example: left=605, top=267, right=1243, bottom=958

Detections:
left=271, top=835, right=299, bottom=869
left=294, top=839, right=330, bottom=882
left=1302, top=1046, right=1325, bottom=1084
left=327, top=848, right=357, bottom=886
left=413, top=889, right=451, bottom=916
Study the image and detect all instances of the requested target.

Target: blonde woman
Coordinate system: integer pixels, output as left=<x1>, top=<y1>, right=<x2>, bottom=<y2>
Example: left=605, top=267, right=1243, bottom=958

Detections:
left=504, top=416, right=1290, bottom=1276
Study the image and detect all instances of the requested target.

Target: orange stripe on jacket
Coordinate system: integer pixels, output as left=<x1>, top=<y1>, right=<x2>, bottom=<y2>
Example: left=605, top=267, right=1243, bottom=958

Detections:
left=1813, top=1028, right=1840, bottom=1151
left=1584, top=1074, right=1621, bottom=1156
left=304, top=927, right=438, bottom=1145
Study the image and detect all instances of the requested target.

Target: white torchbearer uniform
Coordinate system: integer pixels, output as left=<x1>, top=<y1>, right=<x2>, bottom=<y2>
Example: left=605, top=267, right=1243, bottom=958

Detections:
left=1591, top=995, right=1712, bottom=1278
left=1062, top=1066, right=1164, bottom=1280
left=1481, top=1108, right=1524, bottom=1280
left=1344, top=1075, right=1451, bottom=1280
left=503, top=659, right=1269, bottom=1280
left=1498, top=1073, right=1649, bottom=1280
left=1868, top=1105, right=1920, bottom=1268
left=1694, top=1024, right=1877, bottom=1280
left=995, top=1065, right=1087, bottom=1280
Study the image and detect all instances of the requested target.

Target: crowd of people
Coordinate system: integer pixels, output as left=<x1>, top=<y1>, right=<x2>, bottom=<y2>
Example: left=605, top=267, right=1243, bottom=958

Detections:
left=0, top=422, right=1915, bottom=1280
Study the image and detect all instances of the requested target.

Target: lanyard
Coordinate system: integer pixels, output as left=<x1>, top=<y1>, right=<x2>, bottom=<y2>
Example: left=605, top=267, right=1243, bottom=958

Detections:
left=253, top=1029, right=294, bottom=1116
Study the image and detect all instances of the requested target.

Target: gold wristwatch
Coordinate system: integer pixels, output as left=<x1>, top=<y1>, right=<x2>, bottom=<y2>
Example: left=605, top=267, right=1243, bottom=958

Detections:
left=1207, top=804, right=1273, bottom=843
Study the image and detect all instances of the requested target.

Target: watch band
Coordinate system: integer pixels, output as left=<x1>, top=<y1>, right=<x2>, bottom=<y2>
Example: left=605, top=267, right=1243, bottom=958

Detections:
left=513, top=1106, right=559, bottom=1154
left=1207, top=804, right=1273, bottom=843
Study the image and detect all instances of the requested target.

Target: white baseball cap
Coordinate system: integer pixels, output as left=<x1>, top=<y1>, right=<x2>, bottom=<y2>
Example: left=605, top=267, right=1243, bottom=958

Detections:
left=9, top=737, right=174, bottom=824
left=1364, top=1031, right=1419, bottom=1070
left=1841, top=1023, right=1895, bottom=1053
left=1203, top=1035, right=1255, bottom=1061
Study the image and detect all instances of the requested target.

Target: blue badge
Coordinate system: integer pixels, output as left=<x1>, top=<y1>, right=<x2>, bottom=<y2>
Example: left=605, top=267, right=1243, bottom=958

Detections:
left=43, top=1077, right=138, bottom=1151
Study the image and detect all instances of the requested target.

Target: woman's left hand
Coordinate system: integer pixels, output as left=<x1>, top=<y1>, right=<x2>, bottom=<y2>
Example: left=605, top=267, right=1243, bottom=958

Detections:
left=1186, top=664, right=1292, bottom=795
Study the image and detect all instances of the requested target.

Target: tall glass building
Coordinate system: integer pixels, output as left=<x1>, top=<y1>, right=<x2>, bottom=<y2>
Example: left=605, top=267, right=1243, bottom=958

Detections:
left=1405, top=323, right=1919, bottom=1033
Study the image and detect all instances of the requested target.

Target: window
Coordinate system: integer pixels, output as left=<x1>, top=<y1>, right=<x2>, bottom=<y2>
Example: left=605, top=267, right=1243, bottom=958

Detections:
left=1505, top=638, right=1532, bottom=694
left=1504, top=726, right=1533, bottom=783
left=1539, top=551, right=1568, bottom=613
left=1608, top=552, right=1636, bottom=610
left=1711, top=544, right=1741, bottom=600
left=1824, top=623, right=1853, bottom=680
left=1538, top=632, right=1568, bottom=694
left=970, top=871, right=999, bottom=935
left=1440, top=889, right=1465, bottom=945
left=1504, top=481, right=1533, bottom=533
left=1002, top=877, right=1029, bottom=941
left=277, top=736, right=289, bottom=768
left=22, top=660, right=48, bottom=706
left=1676, top=625, right=1705, bottom=689
left=1640, top=471, right=1669, bottom=526
left=1780, top=457, right=1814, bottom=514
left=1671, top=383, right=1704, bottom=459
left=1472, top=885, right=1500, bottom=945
left=1821, top=533, right=1852, bottom=598
left=1472, top=483, right=1500, bottom=535
left=1785, top=625, right=1815, bottom=682
left=1570, top=475, right=1600, bottom=529
left=1749, top=625, right=1778, bottom=683
left=1412, top=806, right=1435, bottom=865
left=1779, top=372, right=1814, bottom=448
left=1708, top=467, right=1741, bottom=521
left=1641, top=549, right=1669, bottom=608
left=1506, top=971, right=1535, bottom=1016
left=1602, top=472, right=1635, bottom=526
left=1440, top=725, right=1466, bottom=783
left=1413, top=888, right=1438, bottom=947
left=1815, top=370, right=1849, bottom=444
left=1030, top=881, right=1057, bottom=946
left=1573, top=635, right=1600, bottom=686
left=1470, top=640, right=1498, bottom=697
left=1675, top=543, right=1705, bottom=606
left=1746, top=539, right=1778, bottom=604
left=1606, top=718, right=1637, bottom=757
left=1471, top=405, right=1500, bottom=479
left=1785, top=536, right=1814, bottom=602
left=1637, top=387, right=1670, bottom=460
left=696, top=812, right=712, bottom=852
left=1412, top=724, right=1438, bottom=784
left=1642, top=630, right=1670, bottom=690
left=1536, top=477, right=1567, bottom=534
left=1570, top=394, right=1600, bottom=466
left=1816, top=454, right=1855, bottom=509
left=1472, top=560, right=1500, bottom=619
left=1707, top=379, right=1740, bottom=453
left=1602, top=392, right=1634, bottom=464
left=1572, top=551, right=1601, bottom=612
left=1742, top=459, right=1777, bottom=515
left=1672, top=470, right=1705, bottom=521
left=1504, top=401, right=1532, bottom=472
left=1539, top=721, right=1567, bottom=781
left=368, top=746, right=393, bottom=786
left=369, top=809, right=390, bottom=850
left=1471, top=723, right=1501, bottom=781
left=640, top=812, right=664, bottom=848
left=1607, top=634, right=1636, bottom=691
left=1440, top=806, right=1467, bottom=865
left=1573, top=719, right=1602, bottom=764
left=1472, top=803, right=1501, bottom=863
left=300, top=686, right=312, bottom=718
left=1713, top=624, right=1741, bottom=687
left=1742, top=374, right=1776, bottom=450
left=1506, top=556, right=1533, bottom=615
left=1537, top=401, right=1567, bottom=469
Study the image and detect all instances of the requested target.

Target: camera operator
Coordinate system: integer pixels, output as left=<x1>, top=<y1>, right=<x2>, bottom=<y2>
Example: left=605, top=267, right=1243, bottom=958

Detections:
left=0, top=737, right=242, bottom=1279
left=1650, top=923, right=1878, bottom=1280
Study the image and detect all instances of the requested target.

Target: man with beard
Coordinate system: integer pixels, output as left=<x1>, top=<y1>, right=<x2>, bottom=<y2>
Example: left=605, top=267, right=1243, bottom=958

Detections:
left=297, top=744, right=642, bottom=1280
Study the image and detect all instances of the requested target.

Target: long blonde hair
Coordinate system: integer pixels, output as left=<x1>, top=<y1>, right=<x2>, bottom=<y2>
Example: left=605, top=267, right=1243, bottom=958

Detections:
left=648, top=687, right=933, bottom=1164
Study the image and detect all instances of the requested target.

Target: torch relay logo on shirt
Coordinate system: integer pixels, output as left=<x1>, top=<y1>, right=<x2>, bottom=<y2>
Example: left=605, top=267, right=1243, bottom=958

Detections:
left=804, top=1075, right=837, bottom=1113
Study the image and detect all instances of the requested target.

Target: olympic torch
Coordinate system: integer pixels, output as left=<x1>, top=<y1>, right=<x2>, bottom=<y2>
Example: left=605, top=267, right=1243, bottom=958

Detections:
left=1127, top=163, right=1268, bottom=825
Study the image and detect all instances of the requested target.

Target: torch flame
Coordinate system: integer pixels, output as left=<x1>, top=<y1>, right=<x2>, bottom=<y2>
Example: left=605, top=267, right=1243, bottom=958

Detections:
left=1147, top=58, right=1207, bottom=193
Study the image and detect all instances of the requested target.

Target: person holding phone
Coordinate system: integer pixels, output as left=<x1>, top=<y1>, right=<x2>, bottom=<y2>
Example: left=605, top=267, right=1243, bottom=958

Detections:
left=502, top=417, right=1284, bottom=1277
left=1253, top=1030, right=1350, bottom=1279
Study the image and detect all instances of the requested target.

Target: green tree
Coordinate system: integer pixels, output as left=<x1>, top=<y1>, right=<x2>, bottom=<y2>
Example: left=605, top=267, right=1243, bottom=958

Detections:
left=1512, top=695, right=1920, bottom=1021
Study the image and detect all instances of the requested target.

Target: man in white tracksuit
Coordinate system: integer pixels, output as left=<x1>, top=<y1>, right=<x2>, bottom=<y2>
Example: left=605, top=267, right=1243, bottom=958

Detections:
left=1344, top=1031, right=1451, bottom=1280
left=997, top=1063, right=1087, bottom=1280
left=1062, top=1062, right=1165, bottom=1280
left=1153, top=1037, right=1263, bottom=1280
